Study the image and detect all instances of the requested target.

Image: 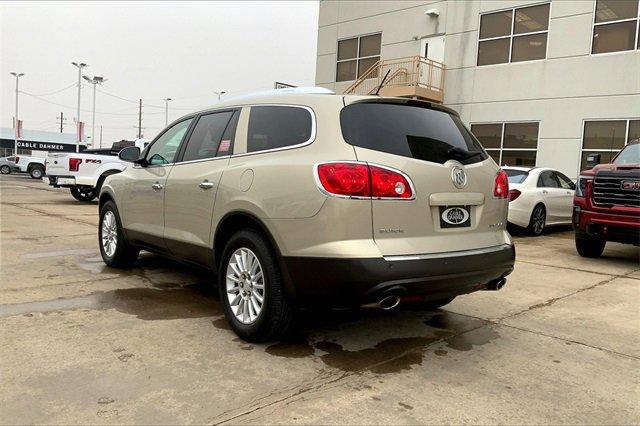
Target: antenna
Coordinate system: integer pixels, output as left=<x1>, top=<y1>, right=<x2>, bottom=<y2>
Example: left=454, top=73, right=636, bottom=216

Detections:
left=374, top=70, right=391, bottom=96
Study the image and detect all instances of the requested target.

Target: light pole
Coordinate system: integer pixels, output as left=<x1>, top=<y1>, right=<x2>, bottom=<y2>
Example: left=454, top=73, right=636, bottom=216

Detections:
left=9, top=72, right=24, bottom=156
left=83, top=75, right=106, bottom=147
left=213, top=91, right=226, bottom=102
left=72, top=62, right=88, bottom=152
left=163, top=98, right=172, bottom=126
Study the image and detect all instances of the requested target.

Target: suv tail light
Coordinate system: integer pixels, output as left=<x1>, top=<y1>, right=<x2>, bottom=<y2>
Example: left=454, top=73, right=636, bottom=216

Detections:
left=494, top=170, right=509, bottom=198
left=69, top=158, right=82, bottom=172
left=315, top=162, right=413, bottom=199
left=508, top=189, right=521, bottom=202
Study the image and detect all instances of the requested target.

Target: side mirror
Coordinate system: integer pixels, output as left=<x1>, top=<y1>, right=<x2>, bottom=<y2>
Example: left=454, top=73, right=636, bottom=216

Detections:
left=586, top=153, right=601, bottom=169
left=119, top=146, right=141, bottom=162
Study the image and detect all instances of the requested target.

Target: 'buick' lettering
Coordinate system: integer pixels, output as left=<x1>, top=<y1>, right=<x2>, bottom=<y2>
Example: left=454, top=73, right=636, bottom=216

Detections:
left=441, top=207, right=469, bottom=225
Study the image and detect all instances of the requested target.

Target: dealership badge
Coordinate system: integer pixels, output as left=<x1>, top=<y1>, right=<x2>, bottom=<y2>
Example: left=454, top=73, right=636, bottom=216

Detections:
left=451, top=166, right=467, bottom=189
left=441, top=207, right=470, bottom=225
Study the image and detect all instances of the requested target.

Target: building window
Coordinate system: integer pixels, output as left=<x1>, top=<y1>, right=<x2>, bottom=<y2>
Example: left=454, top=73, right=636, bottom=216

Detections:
left=580, top=119, right=640, bottom=169
left=592, top=0, right=640, bottom=54
left=477, top=3, right=550, bottom=66
left=471, top=122, right=539, bottom=166
left=336, top=33, right=381, bottom=82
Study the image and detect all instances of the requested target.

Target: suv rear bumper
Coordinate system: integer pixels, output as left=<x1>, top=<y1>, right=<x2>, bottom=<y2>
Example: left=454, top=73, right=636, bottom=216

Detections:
left=281, top=243, right=515, bottom=307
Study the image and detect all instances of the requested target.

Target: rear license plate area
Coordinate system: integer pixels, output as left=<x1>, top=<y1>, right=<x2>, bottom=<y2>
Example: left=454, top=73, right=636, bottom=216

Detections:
left=439, top=205, right=471, bottom=228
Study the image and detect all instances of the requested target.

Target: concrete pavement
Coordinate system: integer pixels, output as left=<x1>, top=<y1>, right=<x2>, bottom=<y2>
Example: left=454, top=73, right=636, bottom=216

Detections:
left=1, top=173, right=638, bottom=424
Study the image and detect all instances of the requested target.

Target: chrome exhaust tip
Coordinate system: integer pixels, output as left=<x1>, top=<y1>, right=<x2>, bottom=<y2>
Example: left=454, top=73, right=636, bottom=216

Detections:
left=361, top=294, right=402, bottom=310
left=378, top=295, right=401, bottom=311
left=484, top=278, right=506, bottom=291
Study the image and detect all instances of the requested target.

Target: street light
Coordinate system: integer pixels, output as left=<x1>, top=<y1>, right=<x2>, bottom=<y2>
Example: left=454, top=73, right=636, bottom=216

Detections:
left=163, top=98, right=172, bottom=126
left=83, top=75, right=107, bottom=148
left=213, top=91, right=226, bottom=102
left=10, top=72, right=25, bottom=156
left=72, top=62, right=88, bottom=152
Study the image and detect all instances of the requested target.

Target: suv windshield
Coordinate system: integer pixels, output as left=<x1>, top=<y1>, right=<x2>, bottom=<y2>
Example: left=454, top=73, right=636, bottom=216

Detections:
left=340, top=102, right=488, bottom=165
left=613, top=143, right=639, bottom=165
left=505, top=169, right=529, bottom=183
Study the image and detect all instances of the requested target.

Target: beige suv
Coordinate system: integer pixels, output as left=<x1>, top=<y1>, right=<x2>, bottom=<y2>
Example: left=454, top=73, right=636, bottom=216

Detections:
left=99, top=89, right=515, bottom=342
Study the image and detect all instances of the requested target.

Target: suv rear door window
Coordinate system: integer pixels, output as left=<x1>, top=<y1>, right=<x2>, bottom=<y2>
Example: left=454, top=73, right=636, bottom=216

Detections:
left=247, top=106, right=313, bottom=153
left=181, top=111, right=237, bottom=162
left=340, top=102, right=488, bottom=165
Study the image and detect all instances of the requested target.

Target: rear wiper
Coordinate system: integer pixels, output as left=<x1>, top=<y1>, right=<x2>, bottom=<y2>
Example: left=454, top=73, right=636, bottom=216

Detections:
left=447, top=147, right=483, bottom=161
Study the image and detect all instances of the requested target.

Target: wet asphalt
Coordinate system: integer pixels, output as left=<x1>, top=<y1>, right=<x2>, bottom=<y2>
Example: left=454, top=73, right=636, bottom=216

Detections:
left=1, top=173, right=639, bottom=424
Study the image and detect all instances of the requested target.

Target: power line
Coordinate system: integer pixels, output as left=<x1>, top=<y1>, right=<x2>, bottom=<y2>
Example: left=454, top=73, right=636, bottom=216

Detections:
left=20, top=91, right=164, bottom=115
left=20, top=82, right=77, bottom=97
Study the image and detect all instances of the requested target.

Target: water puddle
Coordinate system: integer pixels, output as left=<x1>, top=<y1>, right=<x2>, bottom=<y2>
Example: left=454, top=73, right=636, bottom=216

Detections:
left=0, top=282, right=221, bottom=320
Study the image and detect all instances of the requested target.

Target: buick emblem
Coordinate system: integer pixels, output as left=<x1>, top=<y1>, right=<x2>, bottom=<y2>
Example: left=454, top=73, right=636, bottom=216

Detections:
left=451, top=166, right=467, bottom=189
left=621, top=180, right=640, bottom=190
left=441, top=207, right=469, bottom=225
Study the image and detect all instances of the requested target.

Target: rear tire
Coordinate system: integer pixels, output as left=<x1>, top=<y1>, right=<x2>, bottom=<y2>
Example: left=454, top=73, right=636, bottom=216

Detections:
left=219, top=229, right=294, bottom=342
left=0, top=165, right=10, bottom=174
left=70, top=187, right=97, bottom=202
left=29, top=166, right=44, bottom=179
left=575, top=234, right=606, bottom=258
left=528, top=204, right=546, bottom=236
left=99, top=200, right=139, bottom=268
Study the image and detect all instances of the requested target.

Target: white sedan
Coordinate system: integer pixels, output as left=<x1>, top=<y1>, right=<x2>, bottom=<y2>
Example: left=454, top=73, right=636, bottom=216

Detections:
left=504, top=167, right=575, bottom=235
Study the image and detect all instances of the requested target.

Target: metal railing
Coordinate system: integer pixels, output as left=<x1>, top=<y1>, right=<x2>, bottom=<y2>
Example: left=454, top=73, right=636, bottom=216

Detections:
left=344, top=56, right=445, bottom=98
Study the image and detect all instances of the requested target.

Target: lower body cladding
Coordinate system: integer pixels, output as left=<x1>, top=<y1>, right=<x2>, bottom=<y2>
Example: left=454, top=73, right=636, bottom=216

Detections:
left=280, top=243, right=515, bottom=308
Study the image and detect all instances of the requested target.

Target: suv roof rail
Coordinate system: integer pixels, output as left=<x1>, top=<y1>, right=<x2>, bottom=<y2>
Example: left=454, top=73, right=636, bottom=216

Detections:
left=224, top=86, right=335, bottom=102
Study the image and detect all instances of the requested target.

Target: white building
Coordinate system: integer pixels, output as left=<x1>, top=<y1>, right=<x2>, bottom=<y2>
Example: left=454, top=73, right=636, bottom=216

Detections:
left=315, top=0, right=640, bottom=178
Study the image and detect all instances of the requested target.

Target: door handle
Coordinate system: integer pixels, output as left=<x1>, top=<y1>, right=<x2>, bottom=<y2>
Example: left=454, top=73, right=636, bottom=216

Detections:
left=199, top=180, right=215, bottom=190
left=542, top=190, right=548, bottom=194
left=151, top=182, right=163, bottom=191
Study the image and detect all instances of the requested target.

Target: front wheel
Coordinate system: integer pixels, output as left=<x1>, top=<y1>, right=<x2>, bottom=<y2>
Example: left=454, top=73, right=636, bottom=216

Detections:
left=70, top=187, right=97, bottom=202
left=528, top=204, right=546, bottom=236
left=29, top=166, right=44, bottom=179
left=99, top=200, right=139, bottom=268
left=575, top=234, right=606, bottom=258
left=219, top=229, right=294, bottom=342
left=0, top=165, right=11, bottom=174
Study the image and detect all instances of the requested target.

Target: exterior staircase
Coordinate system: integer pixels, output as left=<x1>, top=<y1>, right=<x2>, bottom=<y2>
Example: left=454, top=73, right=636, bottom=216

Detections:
left=343, top=56, right=445, bottom=103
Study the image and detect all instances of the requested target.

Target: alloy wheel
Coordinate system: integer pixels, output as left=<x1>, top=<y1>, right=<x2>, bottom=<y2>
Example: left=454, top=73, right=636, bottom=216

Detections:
left=0, top=165, right=10, bottom=174
left=225, top=248, right=265, bottom=324
left=532, top=206, right=545, bottom=235
left=101, top=210, right=118, bottom=257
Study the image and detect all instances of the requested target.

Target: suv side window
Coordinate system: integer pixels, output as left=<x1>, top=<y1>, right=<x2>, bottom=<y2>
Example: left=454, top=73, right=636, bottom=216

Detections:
left=556, top=171, right=576, bottom=190
left=181, top=111, right=237, bottom=162
left=146, top=118, right=193, bottom=165
left=247, top=106, right=313, bottom=153
left=537, top=170, right=559, bottom=188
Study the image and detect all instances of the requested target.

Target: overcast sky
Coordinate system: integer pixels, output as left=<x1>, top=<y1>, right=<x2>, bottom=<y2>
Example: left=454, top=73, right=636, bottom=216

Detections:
left=1, top=1, right=319, bottom=145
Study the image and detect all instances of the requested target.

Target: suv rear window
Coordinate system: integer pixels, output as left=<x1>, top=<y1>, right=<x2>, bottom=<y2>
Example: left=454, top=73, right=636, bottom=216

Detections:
left=247, top=106, right=313, bottom=153
left=340, top=102, right=488, bottom=165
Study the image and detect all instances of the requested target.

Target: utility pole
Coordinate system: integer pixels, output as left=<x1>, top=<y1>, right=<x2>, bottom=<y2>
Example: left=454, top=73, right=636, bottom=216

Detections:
left=163, top=98, right=172, bottom=126
left=138, top=99, right=143, bottom=139
left=82, top=75, right=107, bottom=145
left=99, top=125, right=103, bottom=148
left=72, top=61, right=88, bottom=152
left=10, top=72, right=24, bottom=156
left=213, top=90, right=226, bottom=102
left=56, top=112, right=67, bottom=133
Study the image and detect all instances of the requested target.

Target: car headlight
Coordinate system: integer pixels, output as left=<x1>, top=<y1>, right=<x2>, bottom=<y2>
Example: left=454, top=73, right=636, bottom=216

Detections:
left=575, top=176, right=592, bottom=197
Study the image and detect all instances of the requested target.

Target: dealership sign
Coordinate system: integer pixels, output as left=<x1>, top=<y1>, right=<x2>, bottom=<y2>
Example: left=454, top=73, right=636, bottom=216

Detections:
left=0, top=138, right=85, bottom=153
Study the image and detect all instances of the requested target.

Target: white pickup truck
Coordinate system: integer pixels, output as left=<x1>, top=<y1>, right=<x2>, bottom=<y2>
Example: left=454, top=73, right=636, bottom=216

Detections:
left=13, top=155, right=46, bottom=179
left=45, top=139, right=149, bottom=201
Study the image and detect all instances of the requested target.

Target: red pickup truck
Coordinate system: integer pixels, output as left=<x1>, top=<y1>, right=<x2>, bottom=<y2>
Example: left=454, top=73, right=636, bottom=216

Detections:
left=573, top=141, right=639, bottom=257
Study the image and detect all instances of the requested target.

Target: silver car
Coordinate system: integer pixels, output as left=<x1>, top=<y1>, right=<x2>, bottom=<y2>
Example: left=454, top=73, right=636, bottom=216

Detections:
left=99, top=89, right=515, bottom=341
left=0, top=156, right=18, bottom=175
